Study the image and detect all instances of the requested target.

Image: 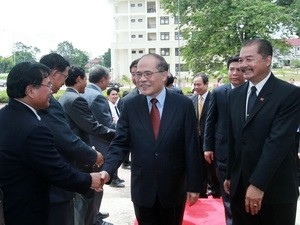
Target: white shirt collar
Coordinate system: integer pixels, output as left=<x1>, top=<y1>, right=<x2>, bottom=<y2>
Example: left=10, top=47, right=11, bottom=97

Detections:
left=14, top=99, right=41, bottom=121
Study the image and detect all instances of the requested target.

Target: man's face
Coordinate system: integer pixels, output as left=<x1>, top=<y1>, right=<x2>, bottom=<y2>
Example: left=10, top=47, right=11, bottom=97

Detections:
left=30, top=77, right=52, bottom=109
left=228, top=61, right=245, bottom=87
left=108, top=90, right=119, bottom=104
left=77, top=75, right=87, bottom=94
left=136, top=55, right=167, bottom=98
left=239, top=44, right=271, bottom=84
left=49, top=68, right=69, bottom=94
left=100, top=75, right=111, bottom=91
left=193, top=76, right=208, bottom=95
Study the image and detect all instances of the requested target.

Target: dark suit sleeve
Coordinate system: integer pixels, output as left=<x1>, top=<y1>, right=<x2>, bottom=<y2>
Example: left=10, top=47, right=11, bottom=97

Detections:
left=90, top=95, right=116, bottom=129
left=25, top=124, right=91, bottom=194
left=184, top=99, right=202, bottom=192
left=204, top=89, right=217, bottom=151
left=68, top=97, right=115, bottom=140
left=38, top=98, right=97, bottom=165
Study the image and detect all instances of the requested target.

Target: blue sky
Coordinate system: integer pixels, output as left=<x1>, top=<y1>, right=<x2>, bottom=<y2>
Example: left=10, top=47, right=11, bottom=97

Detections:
left=0, top=0, right=113, bottom=58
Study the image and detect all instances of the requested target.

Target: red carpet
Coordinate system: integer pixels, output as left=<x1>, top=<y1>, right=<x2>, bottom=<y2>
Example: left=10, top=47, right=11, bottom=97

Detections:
left=134, top=197, right=226, bottom=225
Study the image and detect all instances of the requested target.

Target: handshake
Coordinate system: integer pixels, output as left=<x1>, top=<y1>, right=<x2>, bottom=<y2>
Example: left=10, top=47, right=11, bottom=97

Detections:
left=89, top=171, right=110, bottom=192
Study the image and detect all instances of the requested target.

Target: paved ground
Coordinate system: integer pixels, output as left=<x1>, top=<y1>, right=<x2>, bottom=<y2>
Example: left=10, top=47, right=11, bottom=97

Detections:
left=101, top=168, right=300, bottom=225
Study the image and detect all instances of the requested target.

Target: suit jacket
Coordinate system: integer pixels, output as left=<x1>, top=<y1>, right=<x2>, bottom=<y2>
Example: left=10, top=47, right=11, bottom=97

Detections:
left=0, top=99, right=91, bottom=225
left=227, top=74, right=300, bottom=204
left=118, top=87, right=139, bottom=112
left=38, top=95, right=97, bottom=203
left=204, top=84, right=231, bottom=170
left=103, top=89, right=202, bottom=208
left=190, top=92, right=211, bottom=146
left=0, top=189, right=4, bottom=225
left=82, top=84, right=116, bottom=157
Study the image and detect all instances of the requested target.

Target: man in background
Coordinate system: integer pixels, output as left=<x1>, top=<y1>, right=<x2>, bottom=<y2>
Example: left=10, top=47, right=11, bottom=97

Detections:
left=204, top=55, right=245, bottom=225
left=191, top=73, right=220, bottom=198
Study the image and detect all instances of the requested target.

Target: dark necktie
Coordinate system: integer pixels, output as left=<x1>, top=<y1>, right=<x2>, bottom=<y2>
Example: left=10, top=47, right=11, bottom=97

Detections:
left=247, top=86, right=257, bottom=116
left=115, top=106, right=120, bottom=117
left=150, top=98, right=160, bottom=139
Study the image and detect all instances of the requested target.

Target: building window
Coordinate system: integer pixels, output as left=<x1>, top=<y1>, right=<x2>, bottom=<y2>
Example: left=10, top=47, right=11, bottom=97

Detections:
left=160, top=32, right=170, bottom=40
left=138, top=35, right=143, bottom=38
left=160, top=16, right=169, bottom=25
left=175, top=48, right=180, bottom=56
left=174, top=16, right=179, bottom=24
left=131, top=19, right=136, bottom=23
left=175, top=31, right=182, bottom=40
left=139, top=50, right=144, bottom=54
left=138, top=3, right=142, bottom=7
left=138, top=19, right=143, bottom=22
left=149, top=48, right=156, bottom=54
left=160, top=48, right=170, bottom=56
left=175, top=63, right=188, bottom=72
left=131, top=3, right=135, bottom=7
left=132, top=50, right=136, bottom=54
left=131, top=35, right=136, bottom=38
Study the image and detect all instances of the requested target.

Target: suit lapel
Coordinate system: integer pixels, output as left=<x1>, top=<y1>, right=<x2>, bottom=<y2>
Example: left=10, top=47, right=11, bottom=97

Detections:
left=157, top=91, right=177, bottom=143
left=245, top=74, right=275, bottom=125
left=135, top=95, right=156, bottom=143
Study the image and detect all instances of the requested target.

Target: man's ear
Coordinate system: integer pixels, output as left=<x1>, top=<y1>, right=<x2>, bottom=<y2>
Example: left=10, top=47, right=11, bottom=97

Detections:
left=25, top=85, right=36, bottom=99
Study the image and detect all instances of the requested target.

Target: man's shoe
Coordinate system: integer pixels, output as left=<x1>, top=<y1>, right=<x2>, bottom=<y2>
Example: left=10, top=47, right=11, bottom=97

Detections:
left=109, top=180, right=125, bottom=188
left=97, top=212, right=109, bottom=219
left=117, top=177, right=125, bottom=183
left=122, top=164, right=131, bottom=169
left=94, top=219, right=114, bottom=225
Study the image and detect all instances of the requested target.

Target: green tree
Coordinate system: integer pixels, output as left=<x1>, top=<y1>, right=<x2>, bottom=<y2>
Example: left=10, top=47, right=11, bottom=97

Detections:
left=13, top=42, right=40, bottom=64
left=161, top=0, right=300, bottom=72
left=55, top=41, right=89, bottom=67
left=102, top=49, right=111, bottom=68
left=0, top=56, right=14, bottom=73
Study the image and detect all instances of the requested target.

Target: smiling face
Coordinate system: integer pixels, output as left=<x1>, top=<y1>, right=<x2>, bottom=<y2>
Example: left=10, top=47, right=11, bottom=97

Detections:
left=136, top=55, right=167, bottom=98
left=239, top=43, right=272, bottom=85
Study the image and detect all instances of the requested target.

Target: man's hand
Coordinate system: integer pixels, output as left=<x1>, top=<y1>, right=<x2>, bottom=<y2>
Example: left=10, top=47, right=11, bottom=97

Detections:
left=245, top=184, right=264, bottom=215
left=204, top=151, right=214, bottom=164
left=186, top=192, right=199, bottom=206
left=99, top=171, right=110, bottom=190
left=90, top=172, right=103, bottom=192
left=224, top=179, right=230, bottom=195
left=95, top=152, right=104, bottom=167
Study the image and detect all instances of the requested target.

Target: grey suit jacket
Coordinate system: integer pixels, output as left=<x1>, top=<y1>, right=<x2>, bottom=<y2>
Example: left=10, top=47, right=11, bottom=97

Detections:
left=227, top=74, right=300, bottom=204
left=204, top=84, right=231, bottom=169
left=82, top=83, right=116, bottom=156
left=58, top=88, right=115, bottom=152
left=103, top=89, right=202, bottom=208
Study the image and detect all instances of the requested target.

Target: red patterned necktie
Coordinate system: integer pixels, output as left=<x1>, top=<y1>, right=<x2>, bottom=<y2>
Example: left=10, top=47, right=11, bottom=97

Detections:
left=150, top=98, right=160, bottom=139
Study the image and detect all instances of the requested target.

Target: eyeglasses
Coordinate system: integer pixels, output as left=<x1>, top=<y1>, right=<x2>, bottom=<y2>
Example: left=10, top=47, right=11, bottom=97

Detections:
left=40, top=83, right=53, bottom=89
left=136, top=71, right=162, bottom=79
left=59, top=71, right=68, bottom=80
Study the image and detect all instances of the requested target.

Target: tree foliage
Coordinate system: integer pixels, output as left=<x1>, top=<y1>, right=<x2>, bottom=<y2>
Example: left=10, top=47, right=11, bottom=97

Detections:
left=102, top=49, right=111, bottom=68
left=55, top=41, right=89, bottom=67
left=161, top=0, right=300, bottom=73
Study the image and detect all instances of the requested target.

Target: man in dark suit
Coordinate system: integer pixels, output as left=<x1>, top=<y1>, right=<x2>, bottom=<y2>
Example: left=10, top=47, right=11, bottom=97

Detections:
left=0, top=62, right=103, bottom=225
left=58, top=66, right=115, bottom=225
left=191, top=73, right=220, bottom=198
left=38, top=53, right=104, bottom=225
left=203, top=56, right=245, bottom=225
left=100, top=53, right=202, bottom=224
left=224, top=39, right=300, bottom=225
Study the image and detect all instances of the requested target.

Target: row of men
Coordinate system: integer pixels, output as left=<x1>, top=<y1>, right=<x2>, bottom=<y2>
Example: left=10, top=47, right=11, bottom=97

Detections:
left=1, top=38, right=300, bottom=225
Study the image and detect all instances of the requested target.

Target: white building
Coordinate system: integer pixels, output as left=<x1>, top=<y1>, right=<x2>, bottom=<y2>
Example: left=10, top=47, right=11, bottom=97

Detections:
left=108, top=0, right=189, bottom=82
